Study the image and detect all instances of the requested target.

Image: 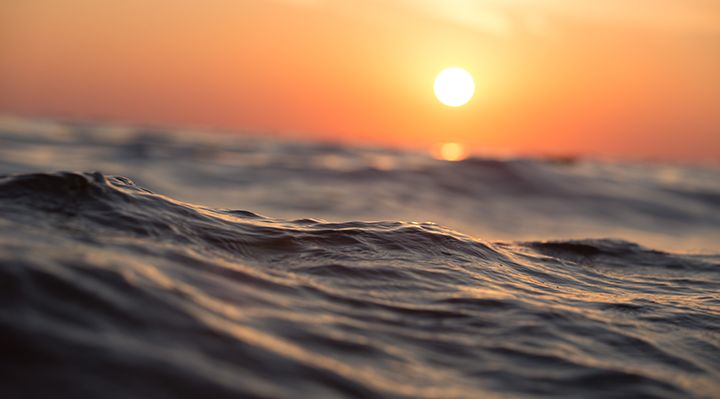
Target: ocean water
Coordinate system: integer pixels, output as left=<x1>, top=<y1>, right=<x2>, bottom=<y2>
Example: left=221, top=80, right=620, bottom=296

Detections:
left=0, top=116, right=719, bottom=398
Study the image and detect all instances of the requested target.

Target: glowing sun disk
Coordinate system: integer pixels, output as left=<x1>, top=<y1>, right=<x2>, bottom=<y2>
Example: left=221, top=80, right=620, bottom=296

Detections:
left=434, top=67, right=475, bottom=107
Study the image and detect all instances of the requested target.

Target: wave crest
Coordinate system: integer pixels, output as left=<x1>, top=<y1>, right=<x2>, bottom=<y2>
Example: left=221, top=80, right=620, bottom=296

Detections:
left=0, top=172, right=718, bottom=398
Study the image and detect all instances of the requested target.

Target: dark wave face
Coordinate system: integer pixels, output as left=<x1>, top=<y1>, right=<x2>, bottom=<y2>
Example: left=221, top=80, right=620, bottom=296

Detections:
left=1, top=172, right=718, bottom=398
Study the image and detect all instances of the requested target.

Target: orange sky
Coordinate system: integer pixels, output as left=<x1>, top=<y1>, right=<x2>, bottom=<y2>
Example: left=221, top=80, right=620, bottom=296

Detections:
left=1, top=0, right=719, bottom=160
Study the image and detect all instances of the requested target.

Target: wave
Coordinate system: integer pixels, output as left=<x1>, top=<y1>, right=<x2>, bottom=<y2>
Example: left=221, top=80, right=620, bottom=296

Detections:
left=1, top=172, right=718, bottom=398
left=2, top=117, right=720, bottom=253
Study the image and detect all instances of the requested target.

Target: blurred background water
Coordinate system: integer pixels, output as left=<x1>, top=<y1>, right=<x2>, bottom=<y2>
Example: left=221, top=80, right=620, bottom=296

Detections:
left=2, top=116, right=718, bottom=252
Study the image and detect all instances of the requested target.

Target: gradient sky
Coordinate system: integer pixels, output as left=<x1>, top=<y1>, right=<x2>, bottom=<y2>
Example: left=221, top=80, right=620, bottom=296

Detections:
left=1, top=0, right=719, bottom=160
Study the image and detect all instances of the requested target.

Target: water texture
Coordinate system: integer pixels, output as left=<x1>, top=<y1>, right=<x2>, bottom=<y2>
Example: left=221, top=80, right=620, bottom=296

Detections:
left=0, top=117, right=719, bottom=398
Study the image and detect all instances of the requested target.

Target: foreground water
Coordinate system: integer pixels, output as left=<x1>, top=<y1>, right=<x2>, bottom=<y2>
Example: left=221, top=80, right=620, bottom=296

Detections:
left=0, top=117, right=719, bottom=398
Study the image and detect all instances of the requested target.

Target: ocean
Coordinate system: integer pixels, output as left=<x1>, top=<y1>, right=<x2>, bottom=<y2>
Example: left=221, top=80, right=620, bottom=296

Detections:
left=1, top=116, right=719, bottom=398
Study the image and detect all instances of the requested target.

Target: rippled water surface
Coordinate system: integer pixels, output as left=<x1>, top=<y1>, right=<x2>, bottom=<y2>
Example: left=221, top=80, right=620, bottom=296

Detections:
left=1, top=117, right=719, bottom=398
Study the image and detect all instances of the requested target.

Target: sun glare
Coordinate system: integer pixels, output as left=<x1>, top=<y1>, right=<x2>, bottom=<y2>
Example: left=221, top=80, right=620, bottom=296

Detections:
left=436, top=142, right=467, bottom=161
left=434, top=67, right=475, bottom=107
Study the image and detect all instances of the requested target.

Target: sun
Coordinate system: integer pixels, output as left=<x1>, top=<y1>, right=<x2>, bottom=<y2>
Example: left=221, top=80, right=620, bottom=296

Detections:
left=434, top=67, right=475, bottom=107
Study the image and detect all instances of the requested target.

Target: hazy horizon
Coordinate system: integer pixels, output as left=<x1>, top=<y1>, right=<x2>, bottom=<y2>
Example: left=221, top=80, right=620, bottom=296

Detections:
left=2, top=0, right=719, bottom=161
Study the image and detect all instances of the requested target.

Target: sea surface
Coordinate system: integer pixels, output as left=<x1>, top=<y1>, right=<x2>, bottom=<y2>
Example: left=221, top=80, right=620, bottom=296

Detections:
left=1, top=116, right=719, bottom=398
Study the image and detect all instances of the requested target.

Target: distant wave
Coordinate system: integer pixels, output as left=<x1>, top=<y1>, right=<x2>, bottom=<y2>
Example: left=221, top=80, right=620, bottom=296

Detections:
left=1, top=172, right=718, bottom=398
left=2, top=116, right=719, bottom=252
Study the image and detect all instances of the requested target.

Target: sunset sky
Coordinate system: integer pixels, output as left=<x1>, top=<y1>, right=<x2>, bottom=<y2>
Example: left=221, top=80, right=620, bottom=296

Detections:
left=1, top=0, right=719, bottom=160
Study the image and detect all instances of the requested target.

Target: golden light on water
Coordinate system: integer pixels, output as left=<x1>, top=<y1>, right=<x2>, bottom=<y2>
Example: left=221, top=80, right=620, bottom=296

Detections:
left=435, top=142, right=468, bottom=162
